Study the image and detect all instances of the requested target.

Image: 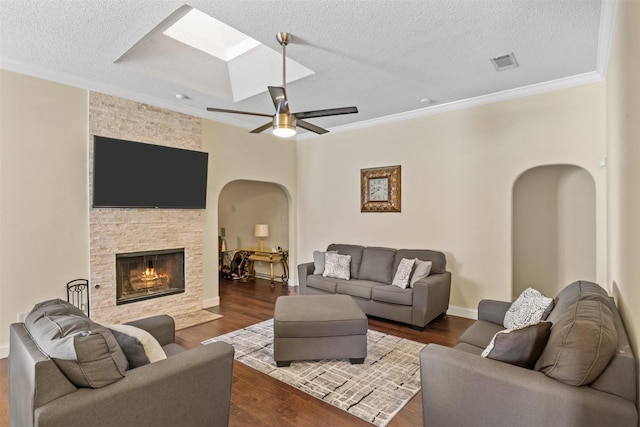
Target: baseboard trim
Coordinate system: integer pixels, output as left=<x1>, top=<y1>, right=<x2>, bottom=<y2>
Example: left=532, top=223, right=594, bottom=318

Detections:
left=446, top=305, right=477, bottom=320
left=203, top=296, right=220, bottom=309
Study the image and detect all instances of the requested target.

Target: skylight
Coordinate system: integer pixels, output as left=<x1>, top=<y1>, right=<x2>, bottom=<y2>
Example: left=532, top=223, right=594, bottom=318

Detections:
left=163, top=8, right=260, bottom=61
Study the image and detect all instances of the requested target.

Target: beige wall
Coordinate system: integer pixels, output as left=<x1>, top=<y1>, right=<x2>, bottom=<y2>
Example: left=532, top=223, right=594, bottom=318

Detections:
left=0, top=71, right=90, bottom=349
left=606, top=0, right=640, bottom=405
left=201, top=120, right=297, bottom=301
left=297, top=83, right=607, bottom=313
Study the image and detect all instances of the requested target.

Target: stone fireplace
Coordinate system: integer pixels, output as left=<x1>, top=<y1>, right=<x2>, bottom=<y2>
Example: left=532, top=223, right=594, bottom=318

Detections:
left=116, top=249, right=185, bottom=305
left=88, top=92, right=218, bottom=329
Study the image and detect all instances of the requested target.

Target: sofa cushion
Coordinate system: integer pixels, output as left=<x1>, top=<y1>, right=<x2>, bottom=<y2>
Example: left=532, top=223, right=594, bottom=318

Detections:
left=503, top=287, right=553, bottom=329
left=25, top=299, right=127, bottom=388
left=323, top=253, right=351, bottom=280
left=109, top=324, right=167, bottom=365
left=336, top=280, right=379, bottom=299
left=371, top=285, right=413, bottom=306
left=537, top=300, right=618, bottom=386
left=392, top=258, right=415, bottom=288
left=307, top=275, right=338, bottom=293
left=394, top=249, right=446, bottom=274
left=358, top=247, right=396, bottom=284
left=327, top=244, right=364, bottom=279
left=410, top=259, right=433, bottom=287
left=546, top=280, right=613, bottom=325
left=481, top=321, right=552, bottom=369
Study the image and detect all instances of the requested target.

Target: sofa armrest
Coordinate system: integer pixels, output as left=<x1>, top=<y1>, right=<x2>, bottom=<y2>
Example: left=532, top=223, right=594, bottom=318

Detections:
left=420, top=344, right=638, bottom=427
left=297, top=262, right=314, bottom=292
left=125, top=314, right=175, bottom=346
left=411, top=271, right=451, bottom=328
left=477, top=299, right=511, bottom=324
left=35, top=342, right=235, bottom=427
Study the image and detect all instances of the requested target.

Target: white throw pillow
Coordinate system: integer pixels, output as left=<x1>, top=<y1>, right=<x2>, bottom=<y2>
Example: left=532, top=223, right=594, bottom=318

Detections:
left=109, top=324, right=167, bottom=363
left=410, top=259, right=433, bottom=287
left=503, top=287, right=554, bottom=329
left=313, top=250, right=337, bottom=274
left=323, top=253, right=351, bottom=280
left=392, top=258, right=416, bottom=288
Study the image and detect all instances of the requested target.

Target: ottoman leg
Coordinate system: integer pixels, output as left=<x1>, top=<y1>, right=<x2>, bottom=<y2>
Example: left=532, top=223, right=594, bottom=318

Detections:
left=276, top=361, right=291, bottom=367
left=349, top=358, right=365, bottom=364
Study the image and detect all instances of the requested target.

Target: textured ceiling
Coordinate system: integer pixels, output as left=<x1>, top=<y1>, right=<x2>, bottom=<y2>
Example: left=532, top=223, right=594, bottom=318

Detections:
left=0, top=0, right=615, bottom=138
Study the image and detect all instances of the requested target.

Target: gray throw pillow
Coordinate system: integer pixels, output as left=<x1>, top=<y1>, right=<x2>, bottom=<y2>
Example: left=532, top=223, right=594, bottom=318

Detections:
left=482, top=321, right=552, bottom=369
left=537, top=300, right=618, bottom=386
left=109, top=328, right=150, bottom=369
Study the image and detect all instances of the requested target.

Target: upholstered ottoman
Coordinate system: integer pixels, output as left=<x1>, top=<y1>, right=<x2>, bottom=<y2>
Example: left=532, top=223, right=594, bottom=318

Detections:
left=273, top=295, right=368, bottom=367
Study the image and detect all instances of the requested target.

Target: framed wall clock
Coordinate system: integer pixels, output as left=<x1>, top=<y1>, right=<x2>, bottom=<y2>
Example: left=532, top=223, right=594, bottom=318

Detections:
left=360, top=165, right=401, bottom=212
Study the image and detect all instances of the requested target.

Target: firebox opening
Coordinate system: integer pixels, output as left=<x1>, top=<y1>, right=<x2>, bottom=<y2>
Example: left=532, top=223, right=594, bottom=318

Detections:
left=116, top=248, right=185, bottom=305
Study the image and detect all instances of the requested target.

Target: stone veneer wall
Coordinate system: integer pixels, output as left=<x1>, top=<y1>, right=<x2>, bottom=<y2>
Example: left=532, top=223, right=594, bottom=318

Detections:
left=89, top=92, right=216, bottom=329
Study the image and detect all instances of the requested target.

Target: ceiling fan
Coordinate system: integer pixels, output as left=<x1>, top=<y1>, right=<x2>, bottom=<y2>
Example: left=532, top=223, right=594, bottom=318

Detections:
left=206, top=32, right=358, bottom=137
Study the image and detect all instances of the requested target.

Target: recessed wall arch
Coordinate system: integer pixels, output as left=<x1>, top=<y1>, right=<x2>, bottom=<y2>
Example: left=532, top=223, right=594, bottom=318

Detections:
left=217, top=179, right=291, bottom=281
left=512, top=164, right=596, bottom=299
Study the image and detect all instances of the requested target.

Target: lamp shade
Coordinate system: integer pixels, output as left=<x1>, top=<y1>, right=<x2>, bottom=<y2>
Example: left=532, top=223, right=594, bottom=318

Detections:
left=254, top=224, right=269, bottom=238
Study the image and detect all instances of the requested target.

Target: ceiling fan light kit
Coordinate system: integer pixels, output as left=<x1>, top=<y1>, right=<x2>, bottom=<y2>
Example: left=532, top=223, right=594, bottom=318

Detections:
left=206, top=32, right=358, bottom=138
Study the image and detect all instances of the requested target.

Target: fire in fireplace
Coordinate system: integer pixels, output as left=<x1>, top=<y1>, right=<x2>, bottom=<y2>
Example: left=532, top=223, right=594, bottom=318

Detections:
left=116, top=248, right=185, bottom=305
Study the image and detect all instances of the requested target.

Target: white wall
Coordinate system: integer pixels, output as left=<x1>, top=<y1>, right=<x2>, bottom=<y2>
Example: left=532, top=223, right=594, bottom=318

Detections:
left=297, top=83, right=607, bottom=312
left=0, top=71, right=89, bottom=351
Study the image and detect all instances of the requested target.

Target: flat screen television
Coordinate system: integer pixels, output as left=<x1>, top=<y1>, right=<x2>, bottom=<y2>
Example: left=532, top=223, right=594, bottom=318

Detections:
left=93, top=136, right=208, bottom=209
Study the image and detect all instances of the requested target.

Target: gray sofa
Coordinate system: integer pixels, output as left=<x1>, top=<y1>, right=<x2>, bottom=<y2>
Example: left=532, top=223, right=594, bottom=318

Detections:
left=420, top=281, right=638, bottom=427
left=9, top=299, right=235, bottom=427
left=298, top=244, right=451, bottom=329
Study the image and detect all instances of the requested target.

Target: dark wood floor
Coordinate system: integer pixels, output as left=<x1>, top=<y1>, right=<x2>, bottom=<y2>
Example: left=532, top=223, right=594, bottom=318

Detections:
left=0, top=277, right=474, bottom=427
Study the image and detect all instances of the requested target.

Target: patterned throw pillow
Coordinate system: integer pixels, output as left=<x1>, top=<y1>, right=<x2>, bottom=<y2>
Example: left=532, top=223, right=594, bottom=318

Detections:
left=313, top=250, right=337, bottom=274
left=392, top=258, right=416, bottom=288
left=503, top=288, right=554, bottom=329
left=323, top=253, right=352, bottom=280
left=409, top=259, right=433, bottom=287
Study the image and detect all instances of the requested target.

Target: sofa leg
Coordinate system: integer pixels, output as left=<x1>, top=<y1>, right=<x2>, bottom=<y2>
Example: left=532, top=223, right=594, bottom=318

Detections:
left=349, top=358, right=365, bottom=364
left=276, top=361, right=291, bottom=367
left=410, top=324, right=426, bottom=331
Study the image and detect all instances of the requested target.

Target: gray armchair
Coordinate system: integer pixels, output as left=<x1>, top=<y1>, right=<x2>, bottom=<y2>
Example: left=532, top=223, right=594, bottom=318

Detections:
left=9, top=300, right=234, bottom=427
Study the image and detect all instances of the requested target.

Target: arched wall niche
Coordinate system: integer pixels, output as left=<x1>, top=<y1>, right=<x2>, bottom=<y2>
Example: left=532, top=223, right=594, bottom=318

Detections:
left=217, top=179, right=290, bottom=281
left=512, top=164, right=596, bottom=299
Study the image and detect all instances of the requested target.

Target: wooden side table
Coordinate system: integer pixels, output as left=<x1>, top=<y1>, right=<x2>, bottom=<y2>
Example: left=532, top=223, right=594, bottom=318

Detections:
left=242, top=248, right=289, bottom=284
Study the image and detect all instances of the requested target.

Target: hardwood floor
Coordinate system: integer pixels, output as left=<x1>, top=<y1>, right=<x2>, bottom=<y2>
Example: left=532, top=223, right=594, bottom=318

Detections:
left=0, top=277, right=474, bottom=427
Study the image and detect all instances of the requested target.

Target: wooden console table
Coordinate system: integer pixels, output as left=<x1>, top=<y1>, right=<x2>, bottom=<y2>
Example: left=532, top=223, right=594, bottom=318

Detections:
left=241, top=247, right=289, bottom=284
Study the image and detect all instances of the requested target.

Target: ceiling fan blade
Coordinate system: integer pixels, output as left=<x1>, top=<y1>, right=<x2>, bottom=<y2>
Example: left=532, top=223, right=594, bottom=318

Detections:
left=297, top=119, right=329, bottom=135
left=294, top=106, right=358, bottom=120
left=206, top=107, right=273, bottom=118
left=250, top=122, right=274, bottom=134
left=268, top=86, right=290, bottom=114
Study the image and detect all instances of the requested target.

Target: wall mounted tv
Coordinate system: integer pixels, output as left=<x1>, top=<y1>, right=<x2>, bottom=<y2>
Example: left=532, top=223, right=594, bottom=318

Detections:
left=93, top=136, right=208, bottom=209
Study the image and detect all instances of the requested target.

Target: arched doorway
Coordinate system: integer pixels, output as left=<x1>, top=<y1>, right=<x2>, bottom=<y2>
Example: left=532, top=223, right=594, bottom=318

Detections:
left=512, top=165, right=596, bottom=298
left=218, top=180, right=289, bottom=281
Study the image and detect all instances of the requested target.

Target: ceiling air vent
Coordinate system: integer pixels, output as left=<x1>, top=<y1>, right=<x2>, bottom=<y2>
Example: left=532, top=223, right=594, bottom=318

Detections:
left=491, top=52, right=518, bottom=71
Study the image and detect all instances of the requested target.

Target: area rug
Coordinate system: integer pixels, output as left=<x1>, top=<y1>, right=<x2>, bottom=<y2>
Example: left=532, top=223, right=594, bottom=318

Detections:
left=202, top=319, right=425, bottom=426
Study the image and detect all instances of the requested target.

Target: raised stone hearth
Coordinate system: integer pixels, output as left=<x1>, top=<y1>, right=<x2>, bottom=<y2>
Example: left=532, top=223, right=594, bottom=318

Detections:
left=89, top=92, right=215, bottom=329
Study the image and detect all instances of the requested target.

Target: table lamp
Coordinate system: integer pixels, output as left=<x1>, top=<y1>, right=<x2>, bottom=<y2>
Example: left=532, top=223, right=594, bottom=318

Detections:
left=254, top=224, right=269, bottom=250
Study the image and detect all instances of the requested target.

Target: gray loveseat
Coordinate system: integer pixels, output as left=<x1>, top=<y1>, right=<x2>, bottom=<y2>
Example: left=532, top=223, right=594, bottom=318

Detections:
left=298, top=244, right=451, bottom=329
left=9, top=299, right=235, bottom=427
left=420, top=281, right=638, bottom=427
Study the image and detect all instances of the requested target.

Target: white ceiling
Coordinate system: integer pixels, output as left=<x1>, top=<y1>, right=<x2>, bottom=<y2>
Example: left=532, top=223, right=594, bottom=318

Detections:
left=0, top=0, right=616, bottom=138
